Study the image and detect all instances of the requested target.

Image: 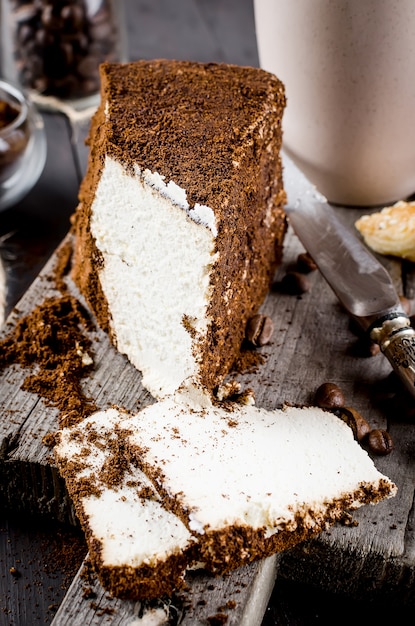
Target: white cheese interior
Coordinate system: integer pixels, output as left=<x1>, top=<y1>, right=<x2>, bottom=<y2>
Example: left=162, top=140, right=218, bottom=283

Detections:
left=56, top=398, right=396, bottom=570
left=125, top=398, right=396, bottom=535
left=89, top=156, right=218, bottom=399
left=55, top=409, right=192, bottom=568
left=82, top=483, right=191, bottom=568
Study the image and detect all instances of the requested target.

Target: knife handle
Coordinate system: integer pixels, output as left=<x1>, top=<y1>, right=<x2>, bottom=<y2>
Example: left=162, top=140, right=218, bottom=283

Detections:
left=370, top=315, right=415, bottom=399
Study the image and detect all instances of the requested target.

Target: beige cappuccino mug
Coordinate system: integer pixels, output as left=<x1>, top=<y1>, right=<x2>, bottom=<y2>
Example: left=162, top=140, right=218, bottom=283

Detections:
left=254, top=0, right=415, bottom=206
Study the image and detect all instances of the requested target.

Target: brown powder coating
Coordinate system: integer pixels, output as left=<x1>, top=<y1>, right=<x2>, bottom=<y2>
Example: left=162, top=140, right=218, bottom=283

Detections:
left=71, top=59, right=287, bottom=395
left=54, top=419, right=196, bottom=601
left=54, top=237, right=74, bottom=294
left=93, top=553, right=192, bottom=601
left=0, top=295, right=97, bottom=427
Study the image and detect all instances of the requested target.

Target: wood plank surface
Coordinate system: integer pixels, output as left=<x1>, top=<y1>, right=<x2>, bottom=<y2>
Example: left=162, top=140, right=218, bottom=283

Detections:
left=51, top=553, right=280, bottom=626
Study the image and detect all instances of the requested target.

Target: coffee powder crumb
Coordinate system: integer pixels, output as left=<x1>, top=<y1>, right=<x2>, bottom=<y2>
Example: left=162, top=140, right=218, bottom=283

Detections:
left=82, top=586, right=96, bottom=599
left=224, top=600, right=236, bottom=609
left=339, top=511, right=358, bottom=527
left=0, top=100, right=19, bottom=128
left=231, top=344, right=266, bottom=375
left=89, top=601, right=115, bottom=616
left=42, top=432, right=57, bottom=448
left=0, top=295, right=97, bottom=428
left=207, top=614, right=228, bottom=625
left=54, top=239, right=74, bottom=293
left=98, top=429, right=131, bottom=489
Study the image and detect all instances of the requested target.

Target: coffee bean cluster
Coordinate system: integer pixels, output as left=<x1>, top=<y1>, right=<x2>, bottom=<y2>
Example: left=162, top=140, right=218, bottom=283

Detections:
left=274, top=251, right=316, bottom=296
left=314, top=382, right=394, bottom=456
left=9, top=0, right=120, bottom=100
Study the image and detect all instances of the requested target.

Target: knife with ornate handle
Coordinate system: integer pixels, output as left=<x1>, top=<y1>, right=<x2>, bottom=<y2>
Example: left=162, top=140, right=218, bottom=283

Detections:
left=282, top=151, right=415, bottom=399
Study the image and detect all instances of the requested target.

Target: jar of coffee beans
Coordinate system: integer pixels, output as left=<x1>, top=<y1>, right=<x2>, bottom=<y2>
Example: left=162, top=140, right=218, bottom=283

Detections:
left=0, top=0, right=127, bottom=110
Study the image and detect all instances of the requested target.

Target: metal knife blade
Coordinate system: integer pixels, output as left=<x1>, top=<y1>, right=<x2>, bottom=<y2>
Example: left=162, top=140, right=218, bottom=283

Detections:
left=282, top=151, right=415, bottom=398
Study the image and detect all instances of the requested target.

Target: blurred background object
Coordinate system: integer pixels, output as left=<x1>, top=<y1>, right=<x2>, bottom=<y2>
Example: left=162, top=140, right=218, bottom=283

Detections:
left=0, top=78, right=46, bottom=211
left=254, top=0, right=415, bottom=206
left=0, top=0, right=127, bottom=112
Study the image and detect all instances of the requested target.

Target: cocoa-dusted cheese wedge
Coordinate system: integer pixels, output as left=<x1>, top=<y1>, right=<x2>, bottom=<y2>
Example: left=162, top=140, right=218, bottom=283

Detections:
left=71, top=59, right=287, bottom=400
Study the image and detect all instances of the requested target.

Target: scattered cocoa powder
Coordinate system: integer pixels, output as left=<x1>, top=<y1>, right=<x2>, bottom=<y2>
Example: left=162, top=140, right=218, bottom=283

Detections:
left=207, top=613, right=228, bottom=625
left=89, top=602, right=115, bottom=616
left=42, top=432, right=57, bottom=448
left=0, top=295, right=97, bottom=428
left=98, top=428, right=132, bottom=489
left=231, top=344, right=266, bottom=375
left=54, top=239, right=74, bottom=294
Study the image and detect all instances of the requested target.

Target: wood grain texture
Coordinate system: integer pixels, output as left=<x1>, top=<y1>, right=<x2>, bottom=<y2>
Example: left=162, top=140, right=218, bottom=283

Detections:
left=51, top=554, right=280, bottom=626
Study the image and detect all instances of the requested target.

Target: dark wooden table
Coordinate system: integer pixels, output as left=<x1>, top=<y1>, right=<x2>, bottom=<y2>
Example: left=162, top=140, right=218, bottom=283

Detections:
left=0, top=1, right=414, bottom=624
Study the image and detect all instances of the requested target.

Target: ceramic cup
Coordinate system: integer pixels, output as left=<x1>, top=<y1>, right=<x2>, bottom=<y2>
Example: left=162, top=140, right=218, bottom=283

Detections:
left=254, top=0, right=415, bottom=206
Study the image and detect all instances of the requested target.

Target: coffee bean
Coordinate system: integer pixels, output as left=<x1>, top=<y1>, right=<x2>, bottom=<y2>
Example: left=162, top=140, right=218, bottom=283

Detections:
left=35, top=28, right=53, bottom=48
left=41, top=5, right=58, bottom=29
left=246, top=314, right=274, bottom=347
left=60, top=41, right=74, bottom=68
left=61, top=4, right=85, bottom=29
left=314, top=382, right=345, bottom=409
left=335, top=406, right=371, bottom=442
left=77, top=54, right=101, bottom=79
left=280, top=271, right=311, bottom=295
left=367, top=429, right=394, bottom=455
left=18, top=24, right=34, bottom=45
left=13, top=4, right=37, bottom=24
left=296, top=252, right=317, bottom=273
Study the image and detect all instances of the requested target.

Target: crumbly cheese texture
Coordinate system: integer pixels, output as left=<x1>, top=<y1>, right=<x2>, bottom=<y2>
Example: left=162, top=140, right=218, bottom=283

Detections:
left=54, top=408, right=194, bottom=599
left=71, top=60, right=287, bottom=400
left=89, top=157, right=218, bottom=397
left=54, top=396, right=396, bottom=599
left=355, top=200, right=415, bottom=262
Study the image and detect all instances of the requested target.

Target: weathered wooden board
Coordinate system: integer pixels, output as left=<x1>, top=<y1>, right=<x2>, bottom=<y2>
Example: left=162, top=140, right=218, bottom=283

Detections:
left=1, top=204, right=415, bottom=623
left=2, top=0, right=412, bottom=622
left=51, top=552, right=280, bottom=626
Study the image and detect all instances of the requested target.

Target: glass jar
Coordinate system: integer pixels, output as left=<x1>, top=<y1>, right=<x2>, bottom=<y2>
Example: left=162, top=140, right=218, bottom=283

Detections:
left=0, top=78, right=47, bottom=211
left=0, top=0, right=127, bottom=111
